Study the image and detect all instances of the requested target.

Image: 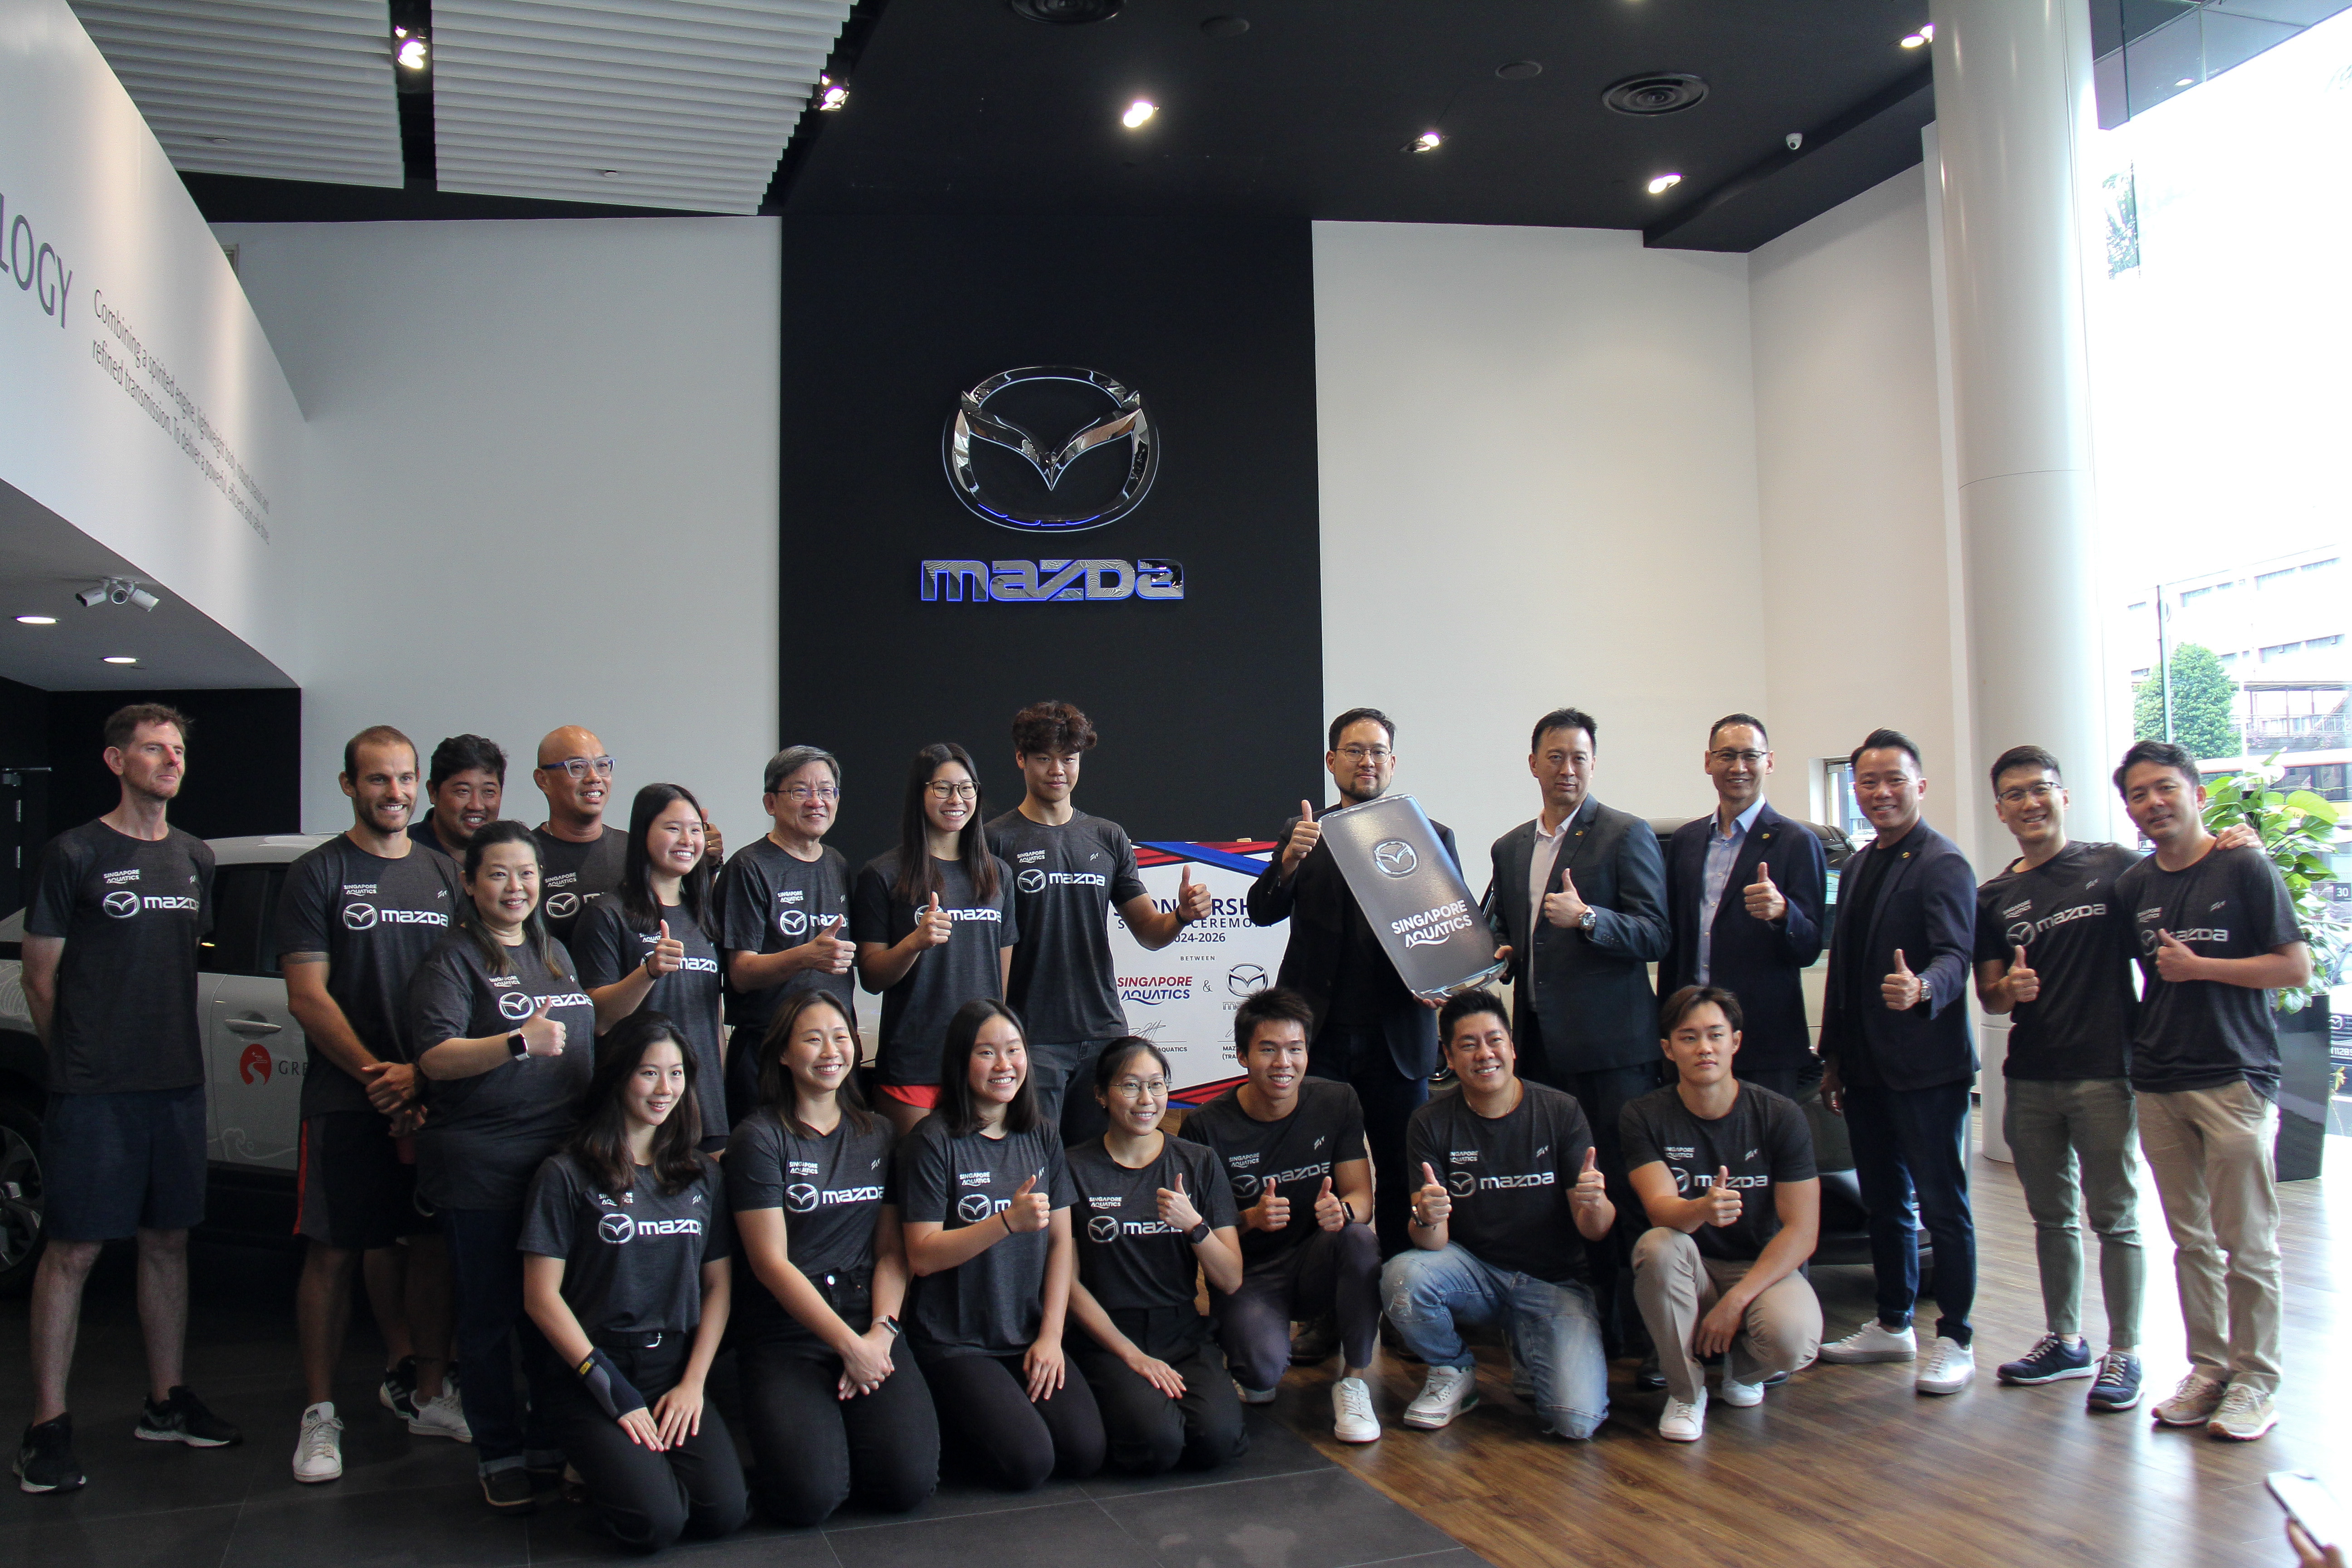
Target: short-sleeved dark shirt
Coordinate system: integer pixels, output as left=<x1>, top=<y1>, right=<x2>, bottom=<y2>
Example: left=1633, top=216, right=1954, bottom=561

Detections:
left=983, top=809, right=1149, bottom=1044
left=849, top=852, right=1019, bottom=1085
left=572, top=898, right=727, bottom=1147
left=1407, top=1081, right=1596, bottom=1284
left=716, top=838, right=855, bottom=1038
left=1065, top=1134, right=1235, bottom=1313
left=531, top=825, right=627, bottom=949
left=1619, top=1083, right=1818, bottom=1263
left=1974, top=841, right=2140, bottom=1081
left=725, top=1109, right=896, bottom=1349
left=519, top=1150, right=732, bottom=1339
left=2116, top=844, right=2303, bottom=1098
left=1179, top=1078, right=1367, bottom=1264
left=895, top=1115, right=1073, bottom=1361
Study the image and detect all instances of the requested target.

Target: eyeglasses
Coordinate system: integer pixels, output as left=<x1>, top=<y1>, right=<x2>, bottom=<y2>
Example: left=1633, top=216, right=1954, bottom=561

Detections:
left=1997, top=782, right=2059, bottom=806
left=1335, top=746, right=1393, bottom=764
left=546, top=755, right=615, bottom=780
left=1710, top=749, right=1768, bottom=766
left=1110, top=1078, right=1169, bottom=1099
left=774, top=784, right=839, bottom=803
left=925, top=780, right=978, bottom=800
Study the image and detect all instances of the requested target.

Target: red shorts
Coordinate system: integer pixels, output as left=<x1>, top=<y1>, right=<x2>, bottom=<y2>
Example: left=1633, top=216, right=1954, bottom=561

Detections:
left=877, top=1083, right=941, bottom=1110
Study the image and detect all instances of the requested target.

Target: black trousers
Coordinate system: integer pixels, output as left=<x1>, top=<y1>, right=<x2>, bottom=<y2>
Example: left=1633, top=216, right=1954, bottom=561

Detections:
left=1030, top=1039, right=1114, bottom=1147
left=1070, top=1307, right=1247, bottom=1476
left=737, top=1333, right=938, bottom=1526
left=922, top=1350, right=1105, bottom=1491
left=1210, top=1224, right=1382, bottom=1389
left=1308, top=1025, right=1429, bottom=1257
left=542, top=1338, right=749, bottom=1553
left=441, top=1205, right=560, bottom=1469
left=1735, top=1061, right=1824, bottom=1104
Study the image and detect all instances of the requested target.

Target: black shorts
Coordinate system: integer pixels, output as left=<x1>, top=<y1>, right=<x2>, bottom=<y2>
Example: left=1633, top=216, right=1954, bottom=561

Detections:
left=298, top=1112, right=430, bottom=1250
left=42, top=1085, right=208, bottom=1242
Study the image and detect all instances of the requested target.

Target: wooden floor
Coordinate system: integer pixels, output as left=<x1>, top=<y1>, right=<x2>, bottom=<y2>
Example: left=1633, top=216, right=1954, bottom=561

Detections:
left=1269, top=1117, right=2351, bottom=1568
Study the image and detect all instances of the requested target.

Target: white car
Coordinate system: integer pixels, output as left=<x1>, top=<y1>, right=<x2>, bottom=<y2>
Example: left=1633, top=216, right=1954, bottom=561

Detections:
left=0, top=833, right=328, bottom=1294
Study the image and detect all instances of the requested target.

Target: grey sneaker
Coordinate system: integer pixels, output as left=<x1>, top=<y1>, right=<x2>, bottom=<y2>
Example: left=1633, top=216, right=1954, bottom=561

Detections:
left=2152, top=1371, right=2227, bottom=1427
left=2206, top=1384, right=2277, bottom=1442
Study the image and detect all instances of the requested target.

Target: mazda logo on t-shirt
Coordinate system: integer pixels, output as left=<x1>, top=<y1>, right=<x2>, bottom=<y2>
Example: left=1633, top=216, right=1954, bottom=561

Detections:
left=497, top=990, right=537, bottom=1022
left=1373, top=841, right=1419, bottom=877
left=544, top=892, right=579, bottom=920
left=1018, top=869, right=1047, bottom=894
left=956, top=1193, right=996, bottom=1224
left=2006, top=919, right=2034, bottom=949
left=598, top=1212, right=637, bottom=1245
left=1087, top=1215, right=1121, bottom=1244
left=1230, top=1172, right=1260, bottom=1199
left=785, top=1184, right=818, bottom=1214
left=103, top=889, right=140, bottom=918
left=944, top=366, right=1158, bottom=532
left=777, top=908, right=808, bottom=937
left=344, top=904, right=380, bottom=931
left=1446, top=1170, right=1476, bottom=1197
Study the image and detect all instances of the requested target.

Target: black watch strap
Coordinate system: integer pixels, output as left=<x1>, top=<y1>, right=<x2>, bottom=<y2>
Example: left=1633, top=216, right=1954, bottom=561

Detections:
left=1186, top=1220, right=1211, bottom=1246
left=506, top=1031, right=529, bottom=1058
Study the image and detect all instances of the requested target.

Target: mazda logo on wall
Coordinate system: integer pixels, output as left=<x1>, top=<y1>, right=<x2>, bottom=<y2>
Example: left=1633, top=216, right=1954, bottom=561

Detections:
left=944, top=366, right=1158, bottom=532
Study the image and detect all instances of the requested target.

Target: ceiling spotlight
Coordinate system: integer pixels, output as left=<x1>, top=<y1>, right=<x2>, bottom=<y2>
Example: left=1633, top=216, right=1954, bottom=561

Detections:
left=395, top=34, right=428, bottom=70
left=1409, top=130, right=1444, bottom=153
left=15, top=615, right=57, bottom=625
left=1901, top=22, right=1934, bottom=47
left=817, top=74, right=848, bottom=111
left=1647, top=172, right=1683, bottom=194
left=1122, top=98, right=1156, bottom=128
left=103, top=656, right=139, bottom=665
left=2174, top=76, right=2194, bottom=86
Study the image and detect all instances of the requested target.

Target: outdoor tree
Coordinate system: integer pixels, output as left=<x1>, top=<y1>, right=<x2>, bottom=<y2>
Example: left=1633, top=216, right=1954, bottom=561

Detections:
left=2133, top=642, right=2241, bottom=759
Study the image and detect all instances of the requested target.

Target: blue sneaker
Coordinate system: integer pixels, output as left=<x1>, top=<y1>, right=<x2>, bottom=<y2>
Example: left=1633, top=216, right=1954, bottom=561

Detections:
left=1996, top=1334, right=2093, bottom=1386
left=2087, top=1350, right=2143, bottom=1412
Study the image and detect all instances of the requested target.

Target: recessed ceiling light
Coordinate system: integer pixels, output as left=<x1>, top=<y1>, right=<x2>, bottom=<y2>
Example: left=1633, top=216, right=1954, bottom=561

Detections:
left=1647, top=172, right=1683, bottom=194
left=395, top=35, right=428, bottom=70
left=16, top=615, right=57, bottom=625
left=1200, top=15, right=1249, bottom=37
left=1122, top=98, right=1156, bottom=129
left=597, top=169, right=622, bottom=178
left=1901, top=21, right=1934, bottom=47
left=818, top=75, right=849, bottom=111
left=103, top=655, right=138, bottom=665
left=2174, top=76, right=2195, bottom=86
left=1408, top=130, right=1443, bottom=153
left=1496, top=60, right=1542, bottom=80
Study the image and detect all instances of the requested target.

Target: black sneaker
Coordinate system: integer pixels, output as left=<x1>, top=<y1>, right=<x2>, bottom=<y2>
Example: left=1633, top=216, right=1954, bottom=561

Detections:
left=135, top=1387, right=243, bottom=1447
left=1996, top=1333, right=2094, bottom=1386
left=1634, top=1353, right=1667, bottom=1392
left=481, top=1467, right=537, bottom=1512
left=378, top=1356, right=420, bottom=1421
left=2087, top=1350, right=2143, bottom=1412
left=1290, top=1316, right=1340, bottom=1366
left=15, top=1416, right=86, bottom=1494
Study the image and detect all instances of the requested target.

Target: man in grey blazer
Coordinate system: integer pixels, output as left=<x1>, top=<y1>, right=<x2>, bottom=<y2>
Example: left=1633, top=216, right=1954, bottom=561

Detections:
left=1483, top=707, right=1671, bottom=1347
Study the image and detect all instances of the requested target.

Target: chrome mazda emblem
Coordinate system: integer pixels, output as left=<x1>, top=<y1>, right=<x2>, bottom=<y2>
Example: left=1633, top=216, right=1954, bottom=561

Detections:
left=1226, top=964, right=1268, bottom=997
left=1372, top=840, right=1418, bottom=877
left=944, top=366, right=1158, bottom=532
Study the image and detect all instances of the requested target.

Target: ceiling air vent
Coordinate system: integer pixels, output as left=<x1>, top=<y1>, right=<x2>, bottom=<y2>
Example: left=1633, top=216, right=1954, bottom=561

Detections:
left=1602, top=74, right=1709, bottom=115
left=1009, top=0, right=1122, bottom=21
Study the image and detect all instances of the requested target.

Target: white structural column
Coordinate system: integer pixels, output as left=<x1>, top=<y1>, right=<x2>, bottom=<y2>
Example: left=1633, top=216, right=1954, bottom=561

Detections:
left=1929, top=0, right=2110, bottom=1158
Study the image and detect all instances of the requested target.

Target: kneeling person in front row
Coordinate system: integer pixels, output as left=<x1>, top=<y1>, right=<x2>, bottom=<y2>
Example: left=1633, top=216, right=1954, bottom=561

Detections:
left=1383, top=990, right=1614, bottom=1439
left=1623, top=986, right=1822, bottom=1442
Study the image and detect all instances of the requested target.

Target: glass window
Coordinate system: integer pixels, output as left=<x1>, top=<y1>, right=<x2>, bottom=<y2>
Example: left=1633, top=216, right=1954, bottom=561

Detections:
left=198, top=865, right=288, bottom=979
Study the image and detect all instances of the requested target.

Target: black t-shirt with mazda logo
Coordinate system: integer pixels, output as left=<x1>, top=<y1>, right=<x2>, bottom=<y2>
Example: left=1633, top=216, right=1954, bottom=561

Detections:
left=2115, top=843, right=2303, bottom=1098
left=406, top=930, right=597, bottom=1210
left=1179, top=1078, right=1367, bottom=1264
left=895, top=1115, right=1073, bottom=1361
left=724, top=1108, right=897, bottom=1352
left=574, top=898, right=727, bottom=1149
left=531, top=825, right=627, bottom=950
left=984, top=810, right=1149, bottom=1044
left=715, top=837, right=856, bottom=1045
left=849, top=851, right=1020, bottom=1085
left=1974, top=841, right=2141, bottom=1081
left=520, top=1150, right=732, bottom=1339
left=25, top=819, right=215, bottom=1095
left=1065, top=1134, right=1235, bottom=1314
left=1618, top=1083, right=1816, bottom=1264
left=275, top=836, right=466, bottom=1117
left=1406, top=1081, right=1596, bottom=1285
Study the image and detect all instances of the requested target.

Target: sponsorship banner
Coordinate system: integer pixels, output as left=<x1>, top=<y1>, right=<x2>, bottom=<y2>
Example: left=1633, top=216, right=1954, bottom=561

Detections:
left=1107, top=841, right=1289, bottom=1101
left=1316, top=794, right=1506, bottom=1002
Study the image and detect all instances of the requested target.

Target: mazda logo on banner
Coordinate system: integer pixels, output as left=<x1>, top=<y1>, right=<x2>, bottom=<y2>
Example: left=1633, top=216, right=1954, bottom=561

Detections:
left=944, top=366, right=1157, bottom=532
left=1372, top=841, right=1418, bottom=877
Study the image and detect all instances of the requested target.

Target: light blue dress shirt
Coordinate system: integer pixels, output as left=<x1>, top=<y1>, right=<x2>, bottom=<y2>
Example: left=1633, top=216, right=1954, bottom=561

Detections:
left=1695, top=799, right=1766, bottom=984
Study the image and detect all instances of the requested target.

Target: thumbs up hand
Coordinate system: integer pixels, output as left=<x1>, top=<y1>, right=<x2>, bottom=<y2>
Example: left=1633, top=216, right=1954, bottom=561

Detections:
left=1156, top=1171, right=1204, bottom=1235
left=1543, top=869, right=1590, bottom=929
left=1704, top=1165, right=1743, bottom=1227
left=1175, top=863, right=1213, bottom=924
left=914, top=891, right=953, bottom=949
left=1281, top=802, right=1321, bottom=872
left=1881, top=947, right=1925, bottom=1012
left=2153, top=929, right=2203, bottom=983
left=808, top=916, right=854, bottom=976
left=522, top=1000, right=566, bottom=1057
left=1244, top=1178, right=1291, bottom=1234
left=1002, top=1173, right=1051, bottom=1234
left=1743, top=860, right=1787, bottom=922
left=1414, top=1162, right=1453, bottom=1230
left=2003, top=945, right=2040, bottom=1005
left=1569, top=1146, right=1608, bottom=1216
left=644, top=919, right=686, bottom=979
left=1313, top=1173, right=1348, bottom=1232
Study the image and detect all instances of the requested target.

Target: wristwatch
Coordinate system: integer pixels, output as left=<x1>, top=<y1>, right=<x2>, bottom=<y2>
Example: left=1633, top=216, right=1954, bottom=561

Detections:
left=1577, top=907, right=1598, bottom=934
left=506, top=1031, right=529, bottom=1059
left=877, top=1315, right=902, bottom=1338
left=1185, top=1220, right=1211, bottom=1246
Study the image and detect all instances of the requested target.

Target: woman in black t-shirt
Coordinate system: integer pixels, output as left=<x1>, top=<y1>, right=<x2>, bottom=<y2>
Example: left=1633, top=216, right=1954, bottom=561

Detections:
left=1066, top=1038, right=1249, bottom=1475
left=727, top=990, right=937, bottom=1525
left=852, top=743, right=1019, bottom=1136
left=521, top=1013, right=745, bottom=1550
left=900, top=1000, right=1104, bottom=1490
left=409, top=820, right=597, bottom=1509
left=578, top=783, right=728, bottom=1151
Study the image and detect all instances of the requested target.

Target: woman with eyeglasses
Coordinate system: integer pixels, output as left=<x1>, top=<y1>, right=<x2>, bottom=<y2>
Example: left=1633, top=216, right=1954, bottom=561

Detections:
left=408, top=821, right=598, bottom=1512
left=717, top=747, right=856, bottom=1131
left=851, top=743, right=1019, bottom=1136
left=898, top=1000, right=1102, bottom=1490
left=1065, top=1038, right=1248, bottom=1475
left=576, top=783, right=728, bottom=1152
left=520, top=1012, right=747, bottom=1551
left=727, top=990, right=937, bottom=1526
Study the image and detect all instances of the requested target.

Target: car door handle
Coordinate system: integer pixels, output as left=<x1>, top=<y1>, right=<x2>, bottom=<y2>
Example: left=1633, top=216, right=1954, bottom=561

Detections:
left=224, top=1018, right=284, bottom=1036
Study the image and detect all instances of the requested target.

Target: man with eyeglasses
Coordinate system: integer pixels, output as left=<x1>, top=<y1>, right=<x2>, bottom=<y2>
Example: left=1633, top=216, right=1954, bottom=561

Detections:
left=1248, top=708, right=1460, bottom=1258
left=529, top=726, right=625, bottom=949
left=717, top=745, right=857, bottom=1127
left=986, top=701, right=1212, bottom=1144
left=1662, top=714, right=1827, bottom=1102
left=408, top=735, right=505, bottom=864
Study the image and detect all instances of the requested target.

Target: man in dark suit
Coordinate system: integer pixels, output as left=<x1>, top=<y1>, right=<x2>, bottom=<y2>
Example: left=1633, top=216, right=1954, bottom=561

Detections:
left=1815, top=727, right=1980, bottom=1396
left=1248, top=707, right=1458, bottom=1257
left=1482, top=707, right=1671, bottom=1348
left=1663, top=713, right=1828, bottom=1102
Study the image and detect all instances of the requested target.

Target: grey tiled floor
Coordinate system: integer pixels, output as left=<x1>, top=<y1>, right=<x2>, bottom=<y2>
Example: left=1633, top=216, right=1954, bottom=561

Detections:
left=0, top=1239, right=1485, bottom=1568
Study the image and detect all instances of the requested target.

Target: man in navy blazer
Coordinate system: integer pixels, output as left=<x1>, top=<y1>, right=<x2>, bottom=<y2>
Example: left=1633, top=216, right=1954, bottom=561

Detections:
left=1662, top=714, right=1827, bottom=1102
left=1814, top=728, right=1980, bottom=1397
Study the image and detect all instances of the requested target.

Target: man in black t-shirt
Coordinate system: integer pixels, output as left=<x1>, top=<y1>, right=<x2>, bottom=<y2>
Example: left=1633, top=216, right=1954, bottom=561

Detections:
left=16, top=705, right=238, bottom=1495
left=408, top=734, right=505, bottom=864
left=530, top=725, right=626, bottom=950
left=1622, top=987, right=1821, bottom=1442
left=1386, top=990, right=1616, bottom=1440
left=280, top=728, right=472, bottom=1482
left=985, top=701, right=1210, bottom=1143
left=2113, top=740, right=2309, bottom=1444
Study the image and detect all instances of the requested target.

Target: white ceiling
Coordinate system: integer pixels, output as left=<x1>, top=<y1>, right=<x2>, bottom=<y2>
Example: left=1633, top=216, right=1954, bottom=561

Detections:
left=431, top=0, right=853, bottom=213
left=72, top=0, right=405, bottom=189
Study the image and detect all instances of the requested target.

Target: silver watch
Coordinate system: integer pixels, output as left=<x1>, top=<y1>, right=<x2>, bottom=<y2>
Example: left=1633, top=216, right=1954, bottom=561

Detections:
left=1577, top=907, right=1598, bottom=933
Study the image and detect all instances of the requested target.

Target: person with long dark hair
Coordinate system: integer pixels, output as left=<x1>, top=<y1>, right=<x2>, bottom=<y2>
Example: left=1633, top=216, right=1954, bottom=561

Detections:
left=898, top=1000, right=1103, bottom=1489
left=520, top=1013, right=746, bottom=1551
left=576, top=783, right=727, bottom=1152
left=728, top=990, right=937, bottom=1525
left=1065, top=1038, right=1248, bottom=1475
left=851, top=744, right=1019, bottom=1136
left=408, top=820, right=598, bottom=1512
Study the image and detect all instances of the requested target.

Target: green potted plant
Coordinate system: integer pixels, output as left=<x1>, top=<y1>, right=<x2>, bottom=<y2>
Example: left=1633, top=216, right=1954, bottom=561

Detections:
left=2202, top=758, right=2347, bottom=1181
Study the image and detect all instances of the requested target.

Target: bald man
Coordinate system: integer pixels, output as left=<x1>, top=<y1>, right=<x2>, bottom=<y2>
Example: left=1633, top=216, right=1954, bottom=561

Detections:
left=530, top=726, right=626, bottom=950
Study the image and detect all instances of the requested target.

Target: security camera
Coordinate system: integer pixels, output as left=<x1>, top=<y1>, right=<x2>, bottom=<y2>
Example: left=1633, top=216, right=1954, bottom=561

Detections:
left=129, top=587, right=160, bottom=612
left=1786, top=132, right=1804, bottom=152
left=108, top=581, right=133, bottom=605
left=77, top=584, right=109, bottom=608
left=76, top=576, right=160, bottom=611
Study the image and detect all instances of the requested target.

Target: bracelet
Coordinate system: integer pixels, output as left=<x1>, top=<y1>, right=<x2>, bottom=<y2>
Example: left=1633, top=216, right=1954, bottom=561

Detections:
left=1000, top=1210, right=1014, bottom=1237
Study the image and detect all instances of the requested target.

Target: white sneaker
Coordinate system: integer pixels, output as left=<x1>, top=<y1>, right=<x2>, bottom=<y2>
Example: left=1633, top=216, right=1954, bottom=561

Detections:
left=1916, top=1337, right=1975, bottom=1395
left=1658, top=1390, right=1707, bottom=1442
left=1235, top=1382, right=1278, bottom=1405
left=293, top=1402, right=343, bottom=1484
left=1717, top=1373, right=1765, bottom=1408
left=1402, top=1365, right=1478, bottom=1430
left=1331, top=1376, right=1380, bottom=1443
left=407, top=1387, right=471, bottom=1442
left=1818, top=1321, right=1917, bottom=1364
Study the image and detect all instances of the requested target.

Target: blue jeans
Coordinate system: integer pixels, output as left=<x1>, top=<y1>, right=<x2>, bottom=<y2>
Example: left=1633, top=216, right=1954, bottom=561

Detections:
left=1380, top=1245, right=1607, bottom=1439
left=1843, top=1080, right=1977, bottom=1344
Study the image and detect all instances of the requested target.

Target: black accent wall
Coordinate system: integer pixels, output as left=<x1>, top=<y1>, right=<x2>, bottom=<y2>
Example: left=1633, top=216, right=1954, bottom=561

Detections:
left=778, top=216, right=1325, bottom=854
left=41, top=688, right=302, bottom=846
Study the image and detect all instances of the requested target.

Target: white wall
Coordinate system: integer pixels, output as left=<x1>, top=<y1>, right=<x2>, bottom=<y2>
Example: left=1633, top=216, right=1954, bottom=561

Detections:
left=214, top=218, right=782, bottom=846
left=1312, top=222, right=1765, bottom=866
